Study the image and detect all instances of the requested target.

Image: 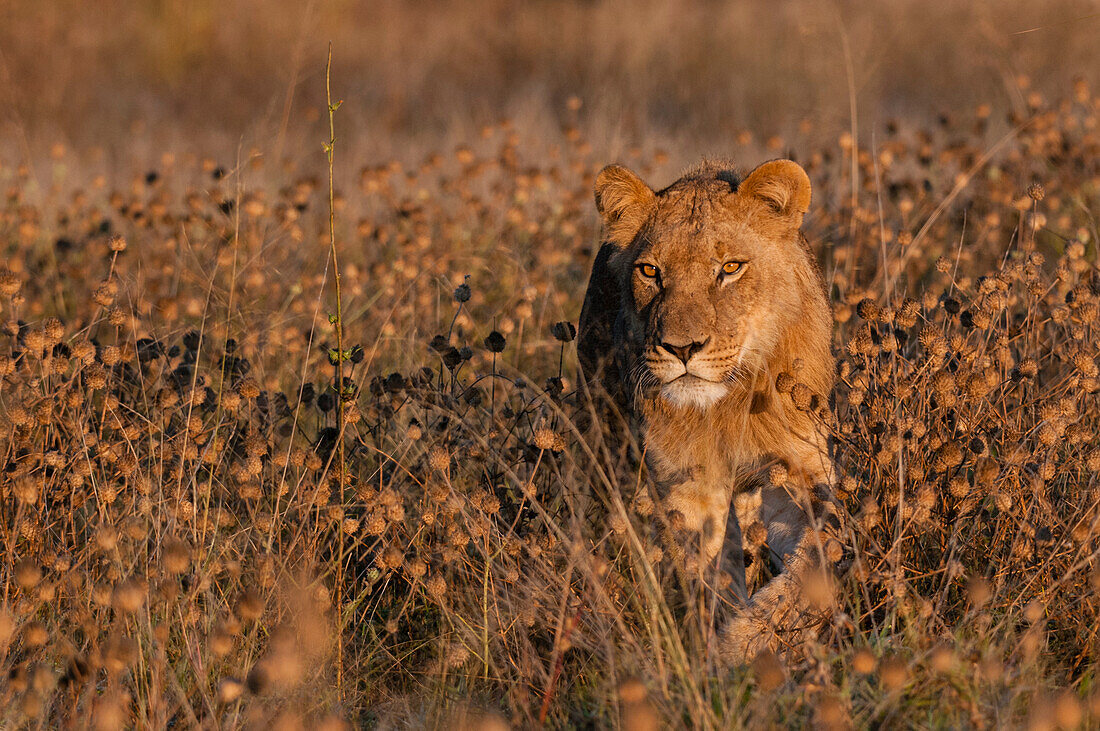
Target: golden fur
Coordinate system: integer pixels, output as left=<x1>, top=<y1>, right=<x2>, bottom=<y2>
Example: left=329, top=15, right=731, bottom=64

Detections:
left=578, top=158, right=838, bottom=663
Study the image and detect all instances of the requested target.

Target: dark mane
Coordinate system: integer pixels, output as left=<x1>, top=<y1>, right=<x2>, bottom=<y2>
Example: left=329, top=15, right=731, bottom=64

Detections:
left=657, top=159, right=742, bottom=195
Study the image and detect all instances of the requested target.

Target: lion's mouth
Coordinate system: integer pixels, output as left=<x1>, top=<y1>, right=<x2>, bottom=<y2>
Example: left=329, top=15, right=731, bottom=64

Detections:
left=667, top=372, right=721, bottom=385
left=658, top=373, right=729, bottom=409
left=657, top=369, right=729, bottom=390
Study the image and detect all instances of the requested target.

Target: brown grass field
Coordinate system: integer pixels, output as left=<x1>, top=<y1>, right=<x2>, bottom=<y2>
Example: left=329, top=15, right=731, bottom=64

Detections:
left=2, top=0, right=1100, bottom=728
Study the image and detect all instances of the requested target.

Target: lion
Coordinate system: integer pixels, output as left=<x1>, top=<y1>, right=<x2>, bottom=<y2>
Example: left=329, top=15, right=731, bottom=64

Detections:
left=577, top=158, right=839, bottom=663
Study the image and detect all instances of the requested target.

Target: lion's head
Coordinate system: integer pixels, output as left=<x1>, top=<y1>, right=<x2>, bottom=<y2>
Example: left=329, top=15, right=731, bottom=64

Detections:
left=586, top=159, right=832, bottom=411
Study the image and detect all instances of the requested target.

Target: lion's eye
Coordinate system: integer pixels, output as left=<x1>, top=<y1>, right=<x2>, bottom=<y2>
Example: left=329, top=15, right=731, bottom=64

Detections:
left=638, top=263, right=659, bottom=279
left=722, top=261, right=745, bottom=276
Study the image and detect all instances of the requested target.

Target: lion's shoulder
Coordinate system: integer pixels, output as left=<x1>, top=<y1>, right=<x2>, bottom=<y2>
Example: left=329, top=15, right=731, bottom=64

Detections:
left=577, top=243, right=633, bottom=408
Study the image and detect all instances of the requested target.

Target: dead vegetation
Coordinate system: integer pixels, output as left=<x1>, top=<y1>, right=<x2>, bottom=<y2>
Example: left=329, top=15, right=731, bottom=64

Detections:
left=1, top=3, right=1100, bottom=727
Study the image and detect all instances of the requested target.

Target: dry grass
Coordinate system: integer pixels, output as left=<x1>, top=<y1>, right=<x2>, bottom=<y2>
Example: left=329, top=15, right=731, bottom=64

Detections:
left=3, top=0, right=1100, bottom=163
left=1, top=2, right=1100, bottom=729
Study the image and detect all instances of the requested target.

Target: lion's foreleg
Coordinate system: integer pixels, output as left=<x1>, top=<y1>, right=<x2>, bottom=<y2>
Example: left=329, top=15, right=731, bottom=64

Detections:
left=663, top=478, right=733, bottom=564
left=720, top=482, right=837, bottom=663
left=732, top=487, right=764, bottom=595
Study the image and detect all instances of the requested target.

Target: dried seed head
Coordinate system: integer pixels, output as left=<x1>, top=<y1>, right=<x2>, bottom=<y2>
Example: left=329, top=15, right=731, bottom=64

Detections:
left=789, top=383, right=813, bottom=410
left=1054, top=691, right=1083, bottom=730
left=108, top=578, right=145, bottom=615
left=428, top=447, right=450, bottom=472
left=101, top=346, right=121, bottom=367
left=162, top=537, right=191, bottom=575
left=859, top=498, right=881, bottom=529
left=95, top=526, right=119, bottom=552
left=23, top=621, right=48, bottom=647
left=608, top=513, right=629, bottom=536
left=915, top=485, right=937, bottom=510
left=235, top=589, right=264, bottom=622
left=13, top=479, right=38, bottom=505
left=533, top=425, right=562, bottom=451
left=948, top=476, right=970, bottom=498
left=405, top=558, right=427, bottom=579
left=378, top=545, right=403, bottom=570
left=751, top=651, right=786, bottom=692
left=878, top=656, right=908, bottom=691
left=93, top=280, right=118, bottom=307
left=1073, top=353, right=1098, bottom=378
left=0, top=268, right=22, bottom=297
left=918, top=326, right=947, bottom=359
left=932, top=370, right=956, bottom=403
left=238, top=378, right=260, bottom=400
left=426, top=574, right=447, bottom=599
left=768, top=464, right=788, bottom=486
left=745, top=521, right=768, bottom=549
left=967, top=575, right=992, bottom=606
left=856, top=299, right=881, bottom=322
left=15, top=558, right=42, bottom=590
left=618, top=677, right=649, bottom=704
left=1037, top=422, right=1060, bottom=446
left=852, top=648, right=877, bottom=675
left=218, top=677, right=245, bottom=703
left=0, top=608, right=14, bottom=645
left=43, top=317, right=63, bottom=344
left=897, top=298, right=921, bottom=328
left=929, top=645, right=956, bottom=673
left=220, top=390, right=241, bottom=411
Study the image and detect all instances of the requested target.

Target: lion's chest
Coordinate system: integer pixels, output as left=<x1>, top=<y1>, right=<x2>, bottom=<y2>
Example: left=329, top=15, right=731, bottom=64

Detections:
left=641, top=407, right=760, bottom=495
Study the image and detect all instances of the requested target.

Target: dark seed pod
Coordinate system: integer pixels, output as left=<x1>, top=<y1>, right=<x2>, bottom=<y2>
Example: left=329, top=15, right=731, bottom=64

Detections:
left=137, top=337, right=162, bottom=362
left=551, top=321, right=576, bottom=342
left=183, top=330, right=201, bottom=352
left=484, top=331, right=506, bottom=353
left=442, top=347, right=463, bottom=370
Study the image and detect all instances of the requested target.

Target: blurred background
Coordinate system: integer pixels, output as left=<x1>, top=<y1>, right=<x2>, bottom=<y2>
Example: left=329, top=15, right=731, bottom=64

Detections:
left=1, top=0, right=1098, bottom=169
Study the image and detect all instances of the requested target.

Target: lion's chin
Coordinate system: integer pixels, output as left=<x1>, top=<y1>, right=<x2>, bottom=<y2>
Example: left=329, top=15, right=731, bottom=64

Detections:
left=659, top=375, right=728, bottom=410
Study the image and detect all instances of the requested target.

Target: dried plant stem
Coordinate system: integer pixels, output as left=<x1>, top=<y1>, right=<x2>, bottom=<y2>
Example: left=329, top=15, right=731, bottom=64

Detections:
left=324, top=41, right=348, bottom=694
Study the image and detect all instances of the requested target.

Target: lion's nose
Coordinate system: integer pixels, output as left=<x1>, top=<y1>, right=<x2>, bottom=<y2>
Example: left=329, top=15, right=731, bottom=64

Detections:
left=660, top=338, right=708, bottom=364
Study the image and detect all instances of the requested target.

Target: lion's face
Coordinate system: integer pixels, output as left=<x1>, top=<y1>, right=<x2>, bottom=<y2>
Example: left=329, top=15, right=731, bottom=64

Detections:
left=594, top=160, right=818, bottom=410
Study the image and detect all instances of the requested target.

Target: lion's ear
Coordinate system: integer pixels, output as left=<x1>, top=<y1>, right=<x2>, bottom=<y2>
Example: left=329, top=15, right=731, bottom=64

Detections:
left=594, top=165, right=656, bottom=246
left=739, top=159, right=811, bottom=225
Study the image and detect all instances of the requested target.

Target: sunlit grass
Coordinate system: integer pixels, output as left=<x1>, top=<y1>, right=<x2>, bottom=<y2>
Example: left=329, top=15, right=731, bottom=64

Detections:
left=0, top=80, right=1099, bottom=728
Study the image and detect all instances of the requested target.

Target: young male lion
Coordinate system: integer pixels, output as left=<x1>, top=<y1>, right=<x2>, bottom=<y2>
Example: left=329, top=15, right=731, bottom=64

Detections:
left=577, top=159, right=838, bottom=663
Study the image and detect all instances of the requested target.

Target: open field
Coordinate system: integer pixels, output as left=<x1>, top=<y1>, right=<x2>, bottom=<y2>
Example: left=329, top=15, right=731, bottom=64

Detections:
left=2, top=1, right=1100, bottom=728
